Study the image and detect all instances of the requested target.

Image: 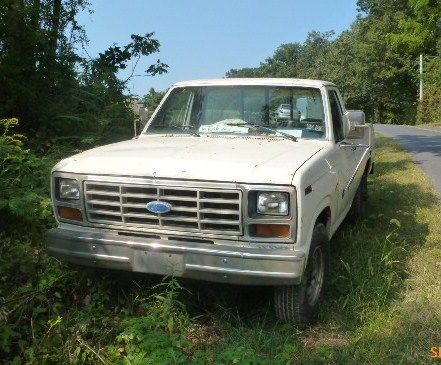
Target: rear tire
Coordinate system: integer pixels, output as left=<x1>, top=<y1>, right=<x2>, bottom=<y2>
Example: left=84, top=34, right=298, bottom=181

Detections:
left=274, top=223, right=329, bottom=327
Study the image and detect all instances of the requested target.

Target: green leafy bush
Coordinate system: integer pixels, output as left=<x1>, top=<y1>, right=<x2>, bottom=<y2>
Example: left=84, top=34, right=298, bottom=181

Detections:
left=418, top=56, right=441, bottom=124
left=114, top=280, right=194, bottom=364
left=0, top=118, right=54, bottom=230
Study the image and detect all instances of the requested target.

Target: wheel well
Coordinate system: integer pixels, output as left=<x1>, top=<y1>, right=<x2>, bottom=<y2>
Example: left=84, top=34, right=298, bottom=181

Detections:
left=316, top=207, right=331, bottom=230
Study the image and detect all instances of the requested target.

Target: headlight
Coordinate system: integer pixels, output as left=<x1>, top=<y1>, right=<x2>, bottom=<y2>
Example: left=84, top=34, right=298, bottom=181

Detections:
left=257, top=192, right=289, bottom=215
left=58, top=178, right=80, bottom=200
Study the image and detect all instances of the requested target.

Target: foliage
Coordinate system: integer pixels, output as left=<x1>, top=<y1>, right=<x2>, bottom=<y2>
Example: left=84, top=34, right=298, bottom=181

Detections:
left=143, top=88, right=167, bottom=115
left=387, top=0, right=441, bottom=124
left=388, top=0, right=441, bottom=55
left=227, top=31, right=334, bottom=80
left=0, top=0, right=168, bottom=140
left=114, top=280, right=194, bottom=364
left=0, top=118, right=54, bottom=230
left=94, top=33, right=168, bottom=77
left=418, top=82, right=441, bottom=124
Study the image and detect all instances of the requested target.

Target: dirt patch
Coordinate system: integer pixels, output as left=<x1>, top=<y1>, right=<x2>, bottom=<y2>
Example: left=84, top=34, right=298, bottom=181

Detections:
left=302, top=333, right=349, bottom=349
left=187, top=323, right=220, bottom=347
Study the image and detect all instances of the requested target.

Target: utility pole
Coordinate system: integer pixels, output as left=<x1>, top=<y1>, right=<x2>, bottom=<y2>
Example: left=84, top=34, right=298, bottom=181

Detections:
left=419, top=54, right=423, bottom=101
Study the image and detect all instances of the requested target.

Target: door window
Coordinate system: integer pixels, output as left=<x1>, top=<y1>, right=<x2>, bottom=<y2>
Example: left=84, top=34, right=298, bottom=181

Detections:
left=329, top=90, right=344, bottom=142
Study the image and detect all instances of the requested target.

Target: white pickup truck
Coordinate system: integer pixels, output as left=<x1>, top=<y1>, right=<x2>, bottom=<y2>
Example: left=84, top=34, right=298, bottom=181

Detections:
left=48, top=78, right=374, bottom=325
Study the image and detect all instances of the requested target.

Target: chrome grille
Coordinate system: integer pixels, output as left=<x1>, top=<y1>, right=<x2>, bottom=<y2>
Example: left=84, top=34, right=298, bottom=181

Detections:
left=84, top=181, right=242, bottom=235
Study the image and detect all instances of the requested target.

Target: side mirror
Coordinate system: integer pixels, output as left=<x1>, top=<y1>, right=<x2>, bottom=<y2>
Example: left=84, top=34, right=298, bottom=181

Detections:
left=346, top=110, right=365, bottom=130
left=345, top=110, right=366, bottom=140
left=134, top=106, right=149, bottom=136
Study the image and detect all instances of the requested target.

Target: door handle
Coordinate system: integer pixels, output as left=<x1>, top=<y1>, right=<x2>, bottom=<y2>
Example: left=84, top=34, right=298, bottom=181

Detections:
left=339, top=141, right=356, bottom=151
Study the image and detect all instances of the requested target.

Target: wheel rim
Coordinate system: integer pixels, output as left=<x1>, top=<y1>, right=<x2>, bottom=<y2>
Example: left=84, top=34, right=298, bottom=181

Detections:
left=306, top=246, right=325, bottom=306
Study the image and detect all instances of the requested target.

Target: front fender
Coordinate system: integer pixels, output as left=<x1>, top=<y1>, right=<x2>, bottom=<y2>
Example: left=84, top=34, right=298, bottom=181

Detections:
left=296, top=195, right=332, bottom=261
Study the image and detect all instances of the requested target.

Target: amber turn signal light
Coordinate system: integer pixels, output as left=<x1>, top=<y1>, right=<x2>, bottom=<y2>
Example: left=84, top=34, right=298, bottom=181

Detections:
left=58, top=206, right=83, bottom=221
left=255, top=224, right=290, bottom=238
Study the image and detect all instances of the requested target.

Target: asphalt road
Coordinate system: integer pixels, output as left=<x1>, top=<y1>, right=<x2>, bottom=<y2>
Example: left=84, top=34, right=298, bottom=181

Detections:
left=374, top=124, right=441, bottom=197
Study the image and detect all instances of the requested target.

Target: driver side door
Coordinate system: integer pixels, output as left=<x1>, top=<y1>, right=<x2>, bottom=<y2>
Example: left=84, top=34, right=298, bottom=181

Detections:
left=327, top=89, right=358, bottom=222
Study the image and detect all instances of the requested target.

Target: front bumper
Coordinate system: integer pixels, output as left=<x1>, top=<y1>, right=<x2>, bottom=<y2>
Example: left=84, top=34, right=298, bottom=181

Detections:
left=47, top=226, right=306, bottom=285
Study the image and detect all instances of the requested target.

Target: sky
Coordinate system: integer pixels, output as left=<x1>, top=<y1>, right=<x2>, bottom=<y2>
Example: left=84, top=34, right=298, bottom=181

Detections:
left=78, top=0, right=359, bottom=96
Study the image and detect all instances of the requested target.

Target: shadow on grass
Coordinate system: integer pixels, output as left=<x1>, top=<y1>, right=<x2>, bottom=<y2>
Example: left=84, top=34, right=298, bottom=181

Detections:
left=371, top=158, right=411, bottom=177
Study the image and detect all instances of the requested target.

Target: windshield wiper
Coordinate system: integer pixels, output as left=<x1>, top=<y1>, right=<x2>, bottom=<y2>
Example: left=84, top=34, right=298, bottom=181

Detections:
left=226, top=122, right=298, bottom=142
left=155, top=130, right=201, bottom=137
left=146, top=123, right=201, bottom=137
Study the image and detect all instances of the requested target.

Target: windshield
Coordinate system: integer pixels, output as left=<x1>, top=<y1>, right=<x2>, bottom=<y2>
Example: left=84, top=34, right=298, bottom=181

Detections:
left=146, top=86, right=326, bottom=139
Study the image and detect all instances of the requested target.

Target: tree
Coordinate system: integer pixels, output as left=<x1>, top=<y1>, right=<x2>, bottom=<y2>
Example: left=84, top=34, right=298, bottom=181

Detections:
left=388, top=0, right=441, bottom=123
left=0, top=0, right=88, bottom=132
left=143, top=88, right=166, bottom=114
left=0, top=0, right=168, bottom=139
left=226, top=31, right=333, bottom=80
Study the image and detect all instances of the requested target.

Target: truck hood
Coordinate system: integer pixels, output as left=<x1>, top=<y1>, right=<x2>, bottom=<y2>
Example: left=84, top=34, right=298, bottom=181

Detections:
left=54, top=135, right=325, bottom=185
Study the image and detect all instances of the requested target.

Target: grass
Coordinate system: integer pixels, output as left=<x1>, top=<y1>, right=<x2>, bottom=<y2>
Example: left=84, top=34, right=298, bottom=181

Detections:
left=416, top=122, right=441, bottom=128
left=1, top=136, right=441, bottom=364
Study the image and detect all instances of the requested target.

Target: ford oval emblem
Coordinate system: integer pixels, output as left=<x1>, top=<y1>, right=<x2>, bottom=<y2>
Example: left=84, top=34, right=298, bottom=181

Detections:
left=146, top=201, right=172, bottom=214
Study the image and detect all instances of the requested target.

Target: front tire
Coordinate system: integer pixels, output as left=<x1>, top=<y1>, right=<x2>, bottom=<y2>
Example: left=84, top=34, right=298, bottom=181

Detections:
left=274, top=223, right=329, bottom=326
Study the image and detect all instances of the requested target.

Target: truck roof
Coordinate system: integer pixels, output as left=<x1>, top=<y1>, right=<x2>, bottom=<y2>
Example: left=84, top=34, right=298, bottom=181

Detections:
left=172, top=78, right=336, bottom=88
